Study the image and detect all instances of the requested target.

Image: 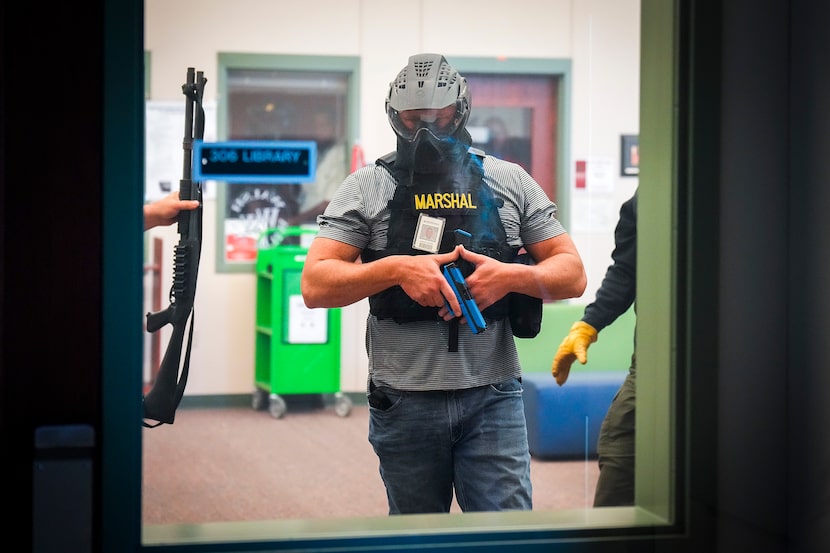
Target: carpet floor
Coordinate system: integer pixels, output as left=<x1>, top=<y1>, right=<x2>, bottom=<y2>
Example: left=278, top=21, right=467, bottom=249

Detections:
left=143, top=402, right=600, bottom=525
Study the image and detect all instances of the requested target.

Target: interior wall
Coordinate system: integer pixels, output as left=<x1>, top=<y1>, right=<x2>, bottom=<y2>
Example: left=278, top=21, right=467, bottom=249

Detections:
left=144, top=0, right=641, bottom=396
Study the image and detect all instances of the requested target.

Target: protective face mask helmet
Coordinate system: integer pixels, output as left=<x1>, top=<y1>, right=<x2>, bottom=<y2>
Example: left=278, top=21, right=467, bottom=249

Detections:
left=386, top=53, right=472, bottom=173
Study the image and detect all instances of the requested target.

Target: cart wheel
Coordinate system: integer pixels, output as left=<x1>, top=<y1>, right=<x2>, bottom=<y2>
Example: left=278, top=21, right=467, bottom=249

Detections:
left=252, top=389, right=269, bottom=411
left=268, top=394, right=287, bottom=419
left=333, top=392, right=352, bottom=418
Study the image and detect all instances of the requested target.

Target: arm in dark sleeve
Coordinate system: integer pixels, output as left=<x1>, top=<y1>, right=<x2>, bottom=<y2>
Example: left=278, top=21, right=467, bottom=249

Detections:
left=582, top=191, right=637, bottom=332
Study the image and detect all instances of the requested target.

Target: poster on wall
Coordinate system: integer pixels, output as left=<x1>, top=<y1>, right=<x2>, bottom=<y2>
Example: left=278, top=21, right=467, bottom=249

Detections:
left=621, top=134, right=640, bottom=176
left=223, top=183, right=300, bottom=262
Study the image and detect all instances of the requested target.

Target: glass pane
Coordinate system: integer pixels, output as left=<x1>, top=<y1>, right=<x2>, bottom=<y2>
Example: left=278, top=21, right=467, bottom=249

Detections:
left=136, top=2, right=684, bottom=550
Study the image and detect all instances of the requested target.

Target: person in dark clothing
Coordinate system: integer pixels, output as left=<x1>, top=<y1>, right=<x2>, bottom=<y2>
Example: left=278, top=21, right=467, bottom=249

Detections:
left=551, top=189, right=637, bottom=506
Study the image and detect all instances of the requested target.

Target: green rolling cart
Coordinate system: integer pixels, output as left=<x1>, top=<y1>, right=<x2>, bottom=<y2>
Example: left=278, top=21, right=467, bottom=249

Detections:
left=252, top=226, right=351, bottom=419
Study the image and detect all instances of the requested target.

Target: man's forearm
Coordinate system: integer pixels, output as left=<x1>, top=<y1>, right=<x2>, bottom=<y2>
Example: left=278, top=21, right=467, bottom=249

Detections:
left=301, top=256, right=399, bottom=308
left=521, top=253, right=587, bottom=300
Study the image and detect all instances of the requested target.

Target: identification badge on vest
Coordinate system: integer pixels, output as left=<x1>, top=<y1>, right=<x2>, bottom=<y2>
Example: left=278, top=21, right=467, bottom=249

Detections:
left=412, top=213, right=445, bottom=253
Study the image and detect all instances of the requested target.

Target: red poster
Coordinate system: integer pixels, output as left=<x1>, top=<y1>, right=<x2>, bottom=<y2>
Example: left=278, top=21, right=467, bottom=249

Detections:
left=575, top=160, right=586, bottom=189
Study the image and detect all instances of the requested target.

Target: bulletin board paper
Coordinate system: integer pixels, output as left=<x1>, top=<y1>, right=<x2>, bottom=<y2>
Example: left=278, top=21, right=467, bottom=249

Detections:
left=145, top=100, right=217, bottom=201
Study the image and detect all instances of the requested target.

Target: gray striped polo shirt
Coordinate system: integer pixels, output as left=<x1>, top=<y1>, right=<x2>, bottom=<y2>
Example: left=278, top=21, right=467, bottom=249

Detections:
left=317, top=155, right=566, bottom=391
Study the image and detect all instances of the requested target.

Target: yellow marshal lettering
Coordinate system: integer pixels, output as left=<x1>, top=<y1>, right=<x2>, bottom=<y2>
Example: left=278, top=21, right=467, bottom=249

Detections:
left=414, top=193, right=477, bottom=210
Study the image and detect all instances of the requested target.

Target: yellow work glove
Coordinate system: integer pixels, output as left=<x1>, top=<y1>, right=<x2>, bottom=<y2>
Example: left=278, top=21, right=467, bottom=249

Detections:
left=551, top=321, right=598, bottom=386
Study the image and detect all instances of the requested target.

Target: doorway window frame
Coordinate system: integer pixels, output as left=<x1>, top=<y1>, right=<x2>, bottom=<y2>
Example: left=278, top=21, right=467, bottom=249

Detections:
left=454, top=57, right=573, bottom=225
left=215, top=53, right=361, bottom=273
left=103, top=2, right=690, bottom=550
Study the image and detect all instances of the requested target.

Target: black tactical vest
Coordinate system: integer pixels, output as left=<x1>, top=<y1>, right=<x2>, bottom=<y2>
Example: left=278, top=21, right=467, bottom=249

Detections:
left=361, top=149, right=518, bottom=323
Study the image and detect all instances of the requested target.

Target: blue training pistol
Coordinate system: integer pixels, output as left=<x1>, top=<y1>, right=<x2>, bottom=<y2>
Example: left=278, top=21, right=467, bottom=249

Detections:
left=442, top=262, right=487, bottom=334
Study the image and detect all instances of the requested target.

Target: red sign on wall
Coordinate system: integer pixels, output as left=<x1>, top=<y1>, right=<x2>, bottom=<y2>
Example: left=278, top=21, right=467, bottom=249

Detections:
left=575, top=160, right=586, bottom=189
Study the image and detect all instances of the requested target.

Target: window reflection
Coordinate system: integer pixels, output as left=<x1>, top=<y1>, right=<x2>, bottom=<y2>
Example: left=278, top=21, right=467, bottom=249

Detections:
left=222, top=69, right=350, bottom=263
left=469, top=108, right=533, bottom=171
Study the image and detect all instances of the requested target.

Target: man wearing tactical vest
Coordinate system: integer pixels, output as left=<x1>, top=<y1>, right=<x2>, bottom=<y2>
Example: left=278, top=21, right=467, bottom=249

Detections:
left=301, top=53, right=587, bottom=514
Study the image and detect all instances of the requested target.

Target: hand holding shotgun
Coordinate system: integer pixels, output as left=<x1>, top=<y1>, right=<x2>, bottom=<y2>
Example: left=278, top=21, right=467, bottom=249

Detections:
left=144, top=191, right=200, bottom=231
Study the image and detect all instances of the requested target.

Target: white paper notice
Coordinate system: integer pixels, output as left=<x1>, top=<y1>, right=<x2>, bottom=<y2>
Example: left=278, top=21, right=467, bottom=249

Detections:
left=287, top=294, right=328, bottom=344
left=569, top=196, right=618, bottom=234
left=587, top=157, right=614, bottom=193
left=145, top=100, right=217, bottom=201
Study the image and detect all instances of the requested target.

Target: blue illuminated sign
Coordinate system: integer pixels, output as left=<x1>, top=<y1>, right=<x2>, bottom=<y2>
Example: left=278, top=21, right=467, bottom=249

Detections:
left=193, top=140, right=317, bottom=183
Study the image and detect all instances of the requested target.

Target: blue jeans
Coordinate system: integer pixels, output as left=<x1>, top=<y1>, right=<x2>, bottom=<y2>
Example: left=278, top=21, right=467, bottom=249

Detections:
left=367, top=378, right=533, bottom=514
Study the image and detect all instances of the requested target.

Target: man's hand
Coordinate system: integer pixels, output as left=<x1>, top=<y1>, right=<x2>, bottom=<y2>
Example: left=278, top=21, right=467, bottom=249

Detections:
left=144, top=191, right=200, bottom=230
left=454, top=246, right=508, bottom=311
left=400, top=247, right=463, bottom=318
left=551, top=321, right=598, bottom=385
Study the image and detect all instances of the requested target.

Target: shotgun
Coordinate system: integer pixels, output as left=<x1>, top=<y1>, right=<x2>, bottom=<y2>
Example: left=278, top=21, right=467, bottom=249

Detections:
left=143, top=67, right=207, bottom=427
